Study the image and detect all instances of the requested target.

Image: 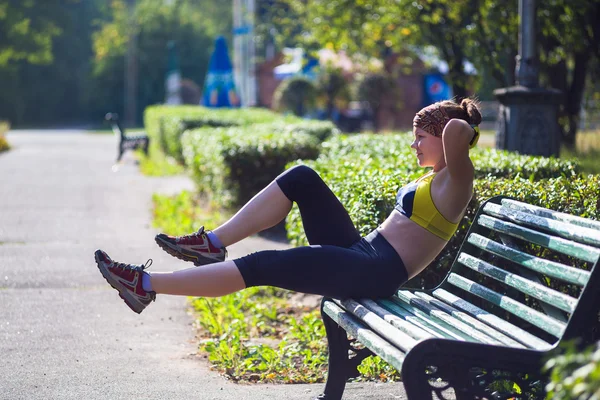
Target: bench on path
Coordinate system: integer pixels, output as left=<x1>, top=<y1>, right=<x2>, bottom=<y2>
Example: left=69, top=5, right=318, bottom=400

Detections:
left=104, top=113, right=150, bottom=162
left=317, top=196, right=600, bottom=400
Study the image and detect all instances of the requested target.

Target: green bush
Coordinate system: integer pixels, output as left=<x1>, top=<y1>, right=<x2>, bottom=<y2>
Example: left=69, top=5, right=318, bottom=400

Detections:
left=544, top=340, right=600, bottom=399
left=182, top=126, right=321, bottom=207
left=273, top=77, right=318, bottom=116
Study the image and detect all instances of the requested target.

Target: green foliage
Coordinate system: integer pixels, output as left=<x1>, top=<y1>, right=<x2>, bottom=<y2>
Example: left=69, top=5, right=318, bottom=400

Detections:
left=137, top=140, right=184, bottom=177
left=90, top=0, right=225, bottom=125
left=0, top=0, right=101, bottom=126
left=272, top=77, right=318, bottom=116
left=0, top=0, right=67, bottom=66
left=545, top=340, right=600, bottom=399
left=190, top=287, right=328, bottom=383
left=144, top=105, right=292, bottom=161
left=356, top=356, right=401, bottom=382
left=152, top=191, right=230, bottom=236
left=315, top=66, right=351, bottom=117
left=181, top=125, right=322, bottom=208
left=357, top=73, right=396, bottom=111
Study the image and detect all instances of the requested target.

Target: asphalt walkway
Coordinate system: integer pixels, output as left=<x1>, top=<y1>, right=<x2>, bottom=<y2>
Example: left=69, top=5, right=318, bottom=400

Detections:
left=0, top=131, right=406, bottom=399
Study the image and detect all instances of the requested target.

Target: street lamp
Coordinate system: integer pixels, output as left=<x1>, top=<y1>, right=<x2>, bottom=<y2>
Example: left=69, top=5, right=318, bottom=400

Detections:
left=493, top=0, right=562, bottom=156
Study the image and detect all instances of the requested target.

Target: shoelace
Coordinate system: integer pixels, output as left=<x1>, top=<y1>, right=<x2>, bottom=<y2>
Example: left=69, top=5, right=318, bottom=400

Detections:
left=113, top=259, right=153, bottom=271
left=176, top=226, right=206, bottom=244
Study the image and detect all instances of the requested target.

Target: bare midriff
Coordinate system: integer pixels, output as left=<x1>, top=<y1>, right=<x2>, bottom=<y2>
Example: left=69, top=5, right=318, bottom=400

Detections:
left=377, top=209, right=450, bottom=279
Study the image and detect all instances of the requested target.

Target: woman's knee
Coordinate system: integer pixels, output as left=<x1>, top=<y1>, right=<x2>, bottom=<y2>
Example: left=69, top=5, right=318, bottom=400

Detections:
left=276, top=165, right=323, bottom=199
left=281, top=165, right=319, bottom=181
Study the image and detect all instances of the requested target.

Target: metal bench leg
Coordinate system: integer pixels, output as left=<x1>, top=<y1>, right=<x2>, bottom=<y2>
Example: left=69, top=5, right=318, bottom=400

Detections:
left=318, top=307, right=350, bottom=400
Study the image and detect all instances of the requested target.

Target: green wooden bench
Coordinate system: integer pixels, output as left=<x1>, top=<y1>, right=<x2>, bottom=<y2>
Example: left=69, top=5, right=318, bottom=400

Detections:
left=316, top=196, right=600, bottom=400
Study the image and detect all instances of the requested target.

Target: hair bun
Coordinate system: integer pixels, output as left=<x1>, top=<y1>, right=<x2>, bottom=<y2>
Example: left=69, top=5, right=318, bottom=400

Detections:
left=460, top=98, right=482, bottom=126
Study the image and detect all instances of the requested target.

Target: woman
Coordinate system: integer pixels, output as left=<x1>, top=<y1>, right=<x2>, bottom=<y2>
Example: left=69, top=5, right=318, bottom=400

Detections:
left=95, top=98, right=482, bottom=314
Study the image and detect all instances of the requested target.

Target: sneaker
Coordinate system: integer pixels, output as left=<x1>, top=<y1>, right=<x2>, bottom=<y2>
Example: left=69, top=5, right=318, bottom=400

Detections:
left=154, top=226, right=227, bottom=266
left=94, top=249, right=156, bottom=314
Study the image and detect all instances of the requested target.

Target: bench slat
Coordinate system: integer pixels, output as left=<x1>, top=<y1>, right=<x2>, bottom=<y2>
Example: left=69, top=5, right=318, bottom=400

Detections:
left=447, top=273, right=566, bottom=338
left=483, top=203, right=600, bottom=248
left=412, top=291, right=525, bottom=348
left=477, top=214, right=600, bottom=264
left=501, top=199, right=600, bottom=231
left=334, top=299, right=418, bottom=352
left=432, top=288, right=552, bottom=350
left=395, top=290, right=504, bottom=345
left=468, top=229, right=593, bottom=285
left=387, top=299, right=477, bottom=342
left=378, top=299, right=457, bottom=340
left=359, top=299, right=435, bottom=341
left=457, top=251, right=579, bottom=313
left=322, top=301, right=406, bottom=371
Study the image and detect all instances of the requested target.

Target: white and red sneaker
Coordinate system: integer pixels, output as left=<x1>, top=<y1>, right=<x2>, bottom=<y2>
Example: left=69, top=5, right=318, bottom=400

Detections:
left=154, top=226, right=227, bottom=266
left=95, top=250, right=156, bottom=314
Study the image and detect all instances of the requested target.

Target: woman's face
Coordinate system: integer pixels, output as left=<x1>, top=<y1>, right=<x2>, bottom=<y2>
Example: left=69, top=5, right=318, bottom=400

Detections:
left=411, top=127, right=444, bottom=168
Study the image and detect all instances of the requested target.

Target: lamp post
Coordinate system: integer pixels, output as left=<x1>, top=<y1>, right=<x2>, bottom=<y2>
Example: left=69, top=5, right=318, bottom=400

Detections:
left=233, top=0, right=257, bottom=107
left=493, top=0, right=562, bottom=156
left=124, top=0, right=138, bottom=127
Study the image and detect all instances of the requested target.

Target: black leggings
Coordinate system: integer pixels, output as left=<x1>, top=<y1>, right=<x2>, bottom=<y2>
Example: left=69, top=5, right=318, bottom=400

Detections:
left=233, top=165, right=408, bottom=299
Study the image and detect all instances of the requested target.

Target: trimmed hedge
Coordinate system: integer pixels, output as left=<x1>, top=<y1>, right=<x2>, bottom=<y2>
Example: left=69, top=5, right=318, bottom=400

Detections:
left=144, top=105, right=337, bottom=162
left=182, top=126, right=322, bottom=207
left=144, top=105, right=293, bottom=161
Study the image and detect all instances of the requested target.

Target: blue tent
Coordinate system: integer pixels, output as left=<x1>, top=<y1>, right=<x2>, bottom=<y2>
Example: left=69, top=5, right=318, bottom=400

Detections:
left=201, top=36, right=240, bottom=108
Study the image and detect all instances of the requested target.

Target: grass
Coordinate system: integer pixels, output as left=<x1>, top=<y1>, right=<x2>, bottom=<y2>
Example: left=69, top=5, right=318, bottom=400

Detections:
left=560, top=128, right=600, bottom=174
left=191, top=287, right=329, bottom=383
left=137, top=141, right=185, bottom=176
left=481, top=128, right=600, bottom=174
left=152, top=190, right=230, bottom=235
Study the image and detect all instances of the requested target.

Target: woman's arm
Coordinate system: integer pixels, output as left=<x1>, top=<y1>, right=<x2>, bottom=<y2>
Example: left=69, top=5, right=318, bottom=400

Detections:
left=441, top=118, right=475, bottom=182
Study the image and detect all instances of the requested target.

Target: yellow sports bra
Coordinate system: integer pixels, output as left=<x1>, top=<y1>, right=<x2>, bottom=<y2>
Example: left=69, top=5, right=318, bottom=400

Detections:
left=394, top=172, right=459, bottom=241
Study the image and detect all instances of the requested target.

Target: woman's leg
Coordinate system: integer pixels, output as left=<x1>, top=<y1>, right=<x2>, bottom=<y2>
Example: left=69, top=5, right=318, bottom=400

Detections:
left=155, top=165, right=360, bottom=267
left=214, top=165, right=360, bottom=247
left=150, top=260, right=246, bottom=297
left=212, top=181, right=292, bottom=246
left=147, top=244, right=404, bottom=299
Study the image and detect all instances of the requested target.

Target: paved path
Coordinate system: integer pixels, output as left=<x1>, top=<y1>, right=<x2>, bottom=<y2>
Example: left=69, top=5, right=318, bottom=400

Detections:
left=0, top=131, right=407, bottom=399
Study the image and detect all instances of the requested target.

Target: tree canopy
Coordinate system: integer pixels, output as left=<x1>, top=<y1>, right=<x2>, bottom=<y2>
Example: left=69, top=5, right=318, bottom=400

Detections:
left=269, top=0, right=598, bottom=143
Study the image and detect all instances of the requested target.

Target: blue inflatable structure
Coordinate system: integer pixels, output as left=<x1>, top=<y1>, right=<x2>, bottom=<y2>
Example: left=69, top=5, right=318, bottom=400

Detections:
left=201, top=36, right=240, bottom=108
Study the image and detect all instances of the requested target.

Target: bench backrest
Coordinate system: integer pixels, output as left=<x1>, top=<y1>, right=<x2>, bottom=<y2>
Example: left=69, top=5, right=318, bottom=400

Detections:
left=104, top=113, right=125, bottom=139
left=437, top=195, right=600, bottom=350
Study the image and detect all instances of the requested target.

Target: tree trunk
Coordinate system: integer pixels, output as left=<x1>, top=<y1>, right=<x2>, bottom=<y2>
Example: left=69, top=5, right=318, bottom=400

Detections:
left=563, top=51, right=591, bottom=148
left=448, top=40, right=468, bottom=100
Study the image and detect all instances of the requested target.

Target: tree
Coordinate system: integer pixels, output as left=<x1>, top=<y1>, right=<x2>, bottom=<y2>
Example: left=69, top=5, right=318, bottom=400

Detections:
left=537, top=0, right=600, bottom=148
left=0, top=0, right=73, bottom=67
left=90, top=0, right=231, bottom=124
left=0, top=0, right=101, bottom=125
left=274, top=0, right=510, bottom=100
left=273, top=0, right=598, bottom=145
